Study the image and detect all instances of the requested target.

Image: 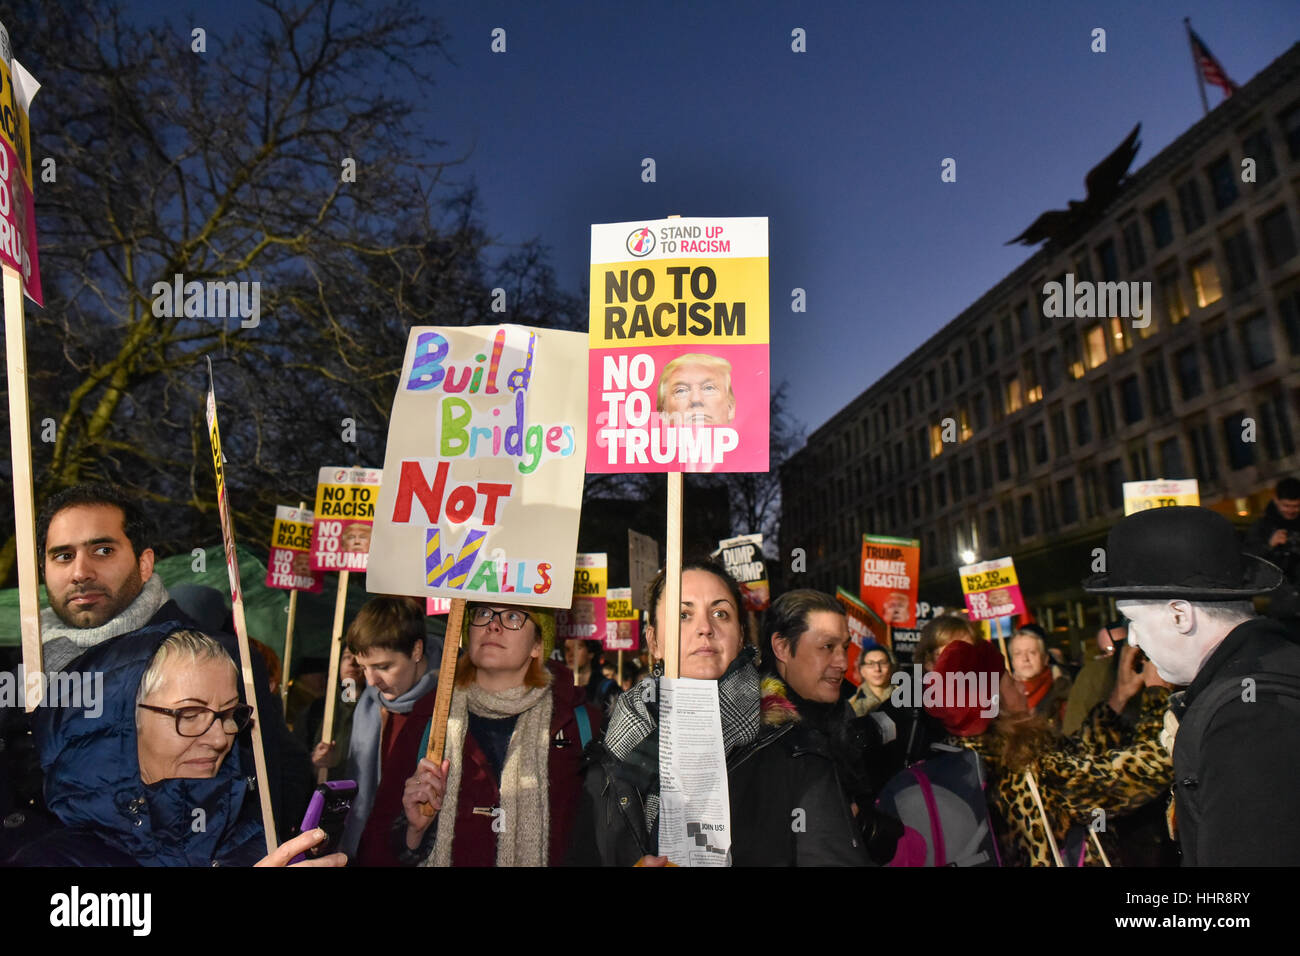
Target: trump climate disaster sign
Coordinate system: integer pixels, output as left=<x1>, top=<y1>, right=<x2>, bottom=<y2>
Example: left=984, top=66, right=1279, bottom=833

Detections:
left=588, top=217, right=768, bottom=473
left=366, top=325, right=588, bottom=607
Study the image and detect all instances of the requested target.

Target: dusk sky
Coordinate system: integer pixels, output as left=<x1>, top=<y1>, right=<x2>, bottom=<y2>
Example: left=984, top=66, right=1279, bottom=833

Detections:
left=135, top=1, right=1300, bottom=441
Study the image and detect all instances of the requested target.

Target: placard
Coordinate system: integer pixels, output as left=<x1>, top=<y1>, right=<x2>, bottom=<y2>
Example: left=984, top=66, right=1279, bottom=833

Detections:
left=604, top=585, right=639, bottom=651
left=265, top=505, right=324, bottom=593
left=1122, top=478, right=1200, bottom=515
left=958, top=556, right=1026, bottom=622
left=712, top=533, right=769, bottom=611
left=311, top=466, right=382, bottom=573
left=860, top=533, right=920, bottom=629
left=557, top=553, right=608, bottom=640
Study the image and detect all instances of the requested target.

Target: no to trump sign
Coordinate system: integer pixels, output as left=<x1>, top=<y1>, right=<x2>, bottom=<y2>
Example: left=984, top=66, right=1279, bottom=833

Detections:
left=958, top=556, right=1026, bottom=622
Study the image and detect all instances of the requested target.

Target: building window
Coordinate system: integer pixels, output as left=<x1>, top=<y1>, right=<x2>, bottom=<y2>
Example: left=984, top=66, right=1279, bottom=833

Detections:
left=1023, top=353, right=1042, bottom=405
left=979, top=443, right=993, bottom=490
left=1122, top=218, right=1146, bottom=270
left=1000, top=315, right=1014, bottom=352
left=953, top=349, right=966, bottom=385
left=949, top=462, right=962, bottom=502
left=1223, top=412, right=1256, bottom=470
left=1096, top=384, right=1117, bottom=439
left=1103, top=459, right=1125, bottom=511
left=1006, top=376, right=1023, bottom=414
left=1016, top=302, right=1034, bottom=341
left=1146, top=359, right=1172, bottom=417
left=1175, top=346, right=1203, bottom=400
left=1259, top=207, right=1297, bottom=268
left=1240, top=312, right=1275, bottom=369
left=1242, top=127, right=1277, bottom=184
left=962, top=457, right=977, bottom=497
left=941, top=361, right=952, bottom=396
left=1280, top=284, right=1300, bottom=355
left=1062, top=329, right=1084, bottom=380
left=1082, top=468, right=1099, bottom=518
left=1019, top=495, right=1037, bottom=538
left=1204, top=325, right=1236, bottom=389
left=1259, top=392, right=1296, bottom=460
left=926, top=369, right=937, bottom=403
left=1096, top=238, right=1119, bottom=282
left=959, top=407, right=973, bottom=442
left=1191, top=256, right=1223, bottom=307
left=1128, top=444, right=1152, bottom=482
left=929, top=423, right=945, bottom=458
left=910, top=484, right=920, bottom=520
left=1158, top=437, right=1186, bottom=478
left=1283, top=103, right=1300, bottom=160
left=1148, top=200, right=1174, bottom=249
left=1073, top=400, right=1093, bottom=446
left=1083, top=323, right=1108, bottom=369
left=935, top=473, right=947, bottom=508
left=1041, top=348, right=1062, bottom=394
left=1031, top=421, right=1049, bottom=464
left=1177, top=177, right=1206, bottom=234
left=1059, top=477, right=1079, bottom=525
left=1120, top=375, right=1144, bottom=425
left=1189, top=422, right=1219, bottom=481
left=984, top=327, right=996, bottom=364
left=1158, top=269, right=1189, bottom=325
left=995, top=440, right=1011, bottom=481
left=985, top=508, right=1001, bottom=551
left=1108, top=316, right=1131, bottom=356
left=972, top=391, right=988, bottom=431
left=988, top=373, right=1004, bottom=421
left=1012, top=424, right=1029, bottom=475
left=1041, top=486, right=1058, bottom=532
left=1222, top=229, right=1257, bottom=292
left=1050, top=405, right=1069, bottom=457
left=1002, top=500, right=1017, bottom=545
left=1206, top=154, right=1238, bottom=210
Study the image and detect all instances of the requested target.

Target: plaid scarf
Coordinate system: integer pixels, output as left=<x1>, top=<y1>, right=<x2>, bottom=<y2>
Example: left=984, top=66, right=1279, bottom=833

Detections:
left=602, top=645, right=761, bottom=836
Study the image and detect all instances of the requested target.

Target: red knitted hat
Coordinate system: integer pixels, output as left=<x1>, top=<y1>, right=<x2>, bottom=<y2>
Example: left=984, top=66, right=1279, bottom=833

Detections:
left=925, top=639, right=1006, bottom=737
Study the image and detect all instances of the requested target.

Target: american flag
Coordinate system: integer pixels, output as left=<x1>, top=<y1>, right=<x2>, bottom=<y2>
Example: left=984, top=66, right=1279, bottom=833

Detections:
left=1190, top=29, right=1239, bottom=97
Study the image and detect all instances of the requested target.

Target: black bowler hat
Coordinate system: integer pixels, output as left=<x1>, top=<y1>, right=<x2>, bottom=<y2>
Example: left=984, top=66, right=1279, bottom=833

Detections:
left=1081, top=506, right=1283, bottom=599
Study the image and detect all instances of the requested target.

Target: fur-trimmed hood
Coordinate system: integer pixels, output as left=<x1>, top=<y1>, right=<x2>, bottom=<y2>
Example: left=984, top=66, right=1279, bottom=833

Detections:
left=760, top=675, right=801, bottom=727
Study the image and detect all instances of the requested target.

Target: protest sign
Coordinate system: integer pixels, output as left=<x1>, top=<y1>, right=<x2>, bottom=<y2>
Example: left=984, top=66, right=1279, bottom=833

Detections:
left=604, top=586, right=639, bottom=652
left=367, top=325, right=588, bottom=607
left=836, top=587, right=887, bottom=684
left=311, top=467, right=382, bottom=573
left=889, top=600, right=946, bottom=666
left=860, top=533, right=920, bottom=629
left=426, top=597, right=452, bottom=615
left=557, top=553, right=608, bottom=641
left=588, top=217, right=768, bottom=473
left=0, top=22, right=41, bottom=305
left=959, top=556, right=1026, bottom=622
left=204, top=359, right=276, bottom=852
left=628, top=529, right=659, bottom=609
left=713, top=533, right=770, bottom=612
left=659, top=677, right=732, bottom=866
left=265, top=504, right=324, bottom=594
left=1123, top=478, right=1199, bottom=515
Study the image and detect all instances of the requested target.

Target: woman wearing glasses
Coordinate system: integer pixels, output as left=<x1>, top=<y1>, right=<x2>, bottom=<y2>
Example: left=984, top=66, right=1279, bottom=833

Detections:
left=398, top=603, right=599, bottom=866
left=18, top=626, right=343, bottom=866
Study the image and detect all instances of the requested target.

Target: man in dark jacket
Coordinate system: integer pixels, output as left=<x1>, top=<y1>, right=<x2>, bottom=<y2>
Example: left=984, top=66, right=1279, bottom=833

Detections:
left=1243, top=477, right=1300, bottom=619
left=1084, top=506, right=1300, bottom=866
left=0, top=483, right=311, bottom=863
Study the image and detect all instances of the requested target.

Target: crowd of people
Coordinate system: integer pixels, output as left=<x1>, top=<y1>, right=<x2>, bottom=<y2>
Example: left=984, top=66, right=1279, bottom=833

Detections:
left=1, top=481, right=1298, bottom=867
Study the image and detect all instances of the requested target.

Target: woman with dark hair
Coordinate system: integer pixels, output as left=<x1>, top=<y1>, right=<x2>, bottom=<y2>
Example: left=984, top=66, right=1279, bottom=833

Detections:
left=568, top=560, right=870, bottom=866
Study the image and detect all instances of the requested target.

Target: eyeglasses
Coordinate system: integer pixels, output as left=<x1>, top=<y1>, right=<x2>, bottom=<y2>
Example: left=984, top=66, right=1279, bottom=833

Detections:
left=138, top=703, right=254, bottom=737
left=1104, top=615, right=1130, bottom=647
left=862, top=660, right=891, bottom=669
left=468, top=606, right=532, bottom=630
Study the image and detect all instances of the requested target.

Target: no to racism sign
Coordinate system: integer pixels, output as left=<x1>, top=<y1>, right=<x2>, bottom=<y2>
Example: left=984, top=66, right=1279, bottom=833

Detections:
left=605, top=586, right=639, bottom=652
left=588, top=217, right=769, bottom=473
left=0, top=21, right=40, bottom=304
left=311, top=466, right=382, bottom=573
left=265, top=505, right=324, bottom=594
left=367, top=325, right=588, bottom=607
left=557, top=553, right=608, bottom=641
left=958, top=556, right=1026, bottom=622
left=1123, top=478, right=1199, bottom=516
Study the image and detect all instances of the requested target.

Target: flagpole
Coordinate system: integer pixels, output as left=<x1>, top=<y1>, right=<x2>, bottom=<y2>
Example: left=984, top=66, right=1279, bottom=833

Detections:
left=1184, top=18, right=1210, bottom=117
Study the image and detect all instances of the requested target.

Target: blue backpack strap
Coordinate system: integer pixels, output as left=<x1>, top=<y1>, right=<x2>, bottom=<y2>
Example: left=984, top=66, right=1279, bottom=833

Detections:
left=575, top=706, right=593, bottom=750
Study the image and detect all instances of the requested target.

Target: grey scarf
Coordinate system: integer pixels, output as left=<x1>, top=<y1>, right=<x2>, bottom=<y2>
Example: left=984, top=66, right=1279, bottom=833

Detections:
left=40, top=574, right=170, bottom=673
left=341, top=661, right=439, bottom=857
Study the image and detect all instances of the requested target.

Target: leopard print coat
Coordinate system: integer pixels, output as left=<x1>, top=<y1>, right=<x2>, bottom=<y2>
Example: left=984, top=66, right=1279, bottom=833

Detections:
left=950, top=688, right=1172, bottom=866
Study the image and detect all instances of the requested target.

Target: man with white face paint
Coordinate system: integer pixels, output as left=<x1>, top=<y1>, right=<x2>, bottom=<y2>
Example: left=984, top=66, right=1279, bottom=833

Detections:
left=1083, top=506, right=1300, bottom=865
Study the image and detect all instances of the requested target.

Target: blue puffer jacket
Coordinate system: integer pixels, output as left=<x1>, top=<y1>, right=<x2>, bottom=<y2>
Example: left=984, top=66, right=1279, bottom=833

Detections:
left=24, top=622, right=266, bottom=866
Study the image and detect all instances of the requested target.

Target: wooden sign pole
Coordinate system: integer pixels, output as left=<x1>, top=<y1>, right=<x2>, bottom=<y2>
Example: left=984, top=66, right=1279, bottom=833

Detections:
left=663, top=472, right=683, bottom=679
left=317, top=568, right=350, bottom=784
left=995, top=616, right=1010, bottom=669
left=3, top=264, right=41, bottom=708
left=280, top=499, right=305, bottom=709
left=420, top=597, right=466, bottom=815
left=205, top=360, right=276, bottom=853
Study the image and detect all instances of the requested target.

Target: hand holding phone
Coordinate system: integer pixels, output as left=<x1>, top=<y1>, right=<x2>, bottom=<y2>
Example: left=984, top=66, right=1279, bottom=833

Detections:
left=290, top=780, right=357, bottom=864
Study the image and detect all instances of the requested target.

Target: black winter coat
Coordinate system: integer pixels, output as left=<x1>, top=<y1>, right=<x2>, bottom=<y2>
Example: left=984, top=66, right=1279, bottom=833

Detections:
left=1171, top=616, right=1300, bottom=865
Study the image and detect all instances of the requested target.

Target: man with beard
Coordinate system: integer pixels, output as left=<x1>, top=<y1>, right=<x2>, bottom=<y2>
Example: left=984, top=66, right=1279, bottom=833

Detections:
left=0, top=484, right=311, bottom=862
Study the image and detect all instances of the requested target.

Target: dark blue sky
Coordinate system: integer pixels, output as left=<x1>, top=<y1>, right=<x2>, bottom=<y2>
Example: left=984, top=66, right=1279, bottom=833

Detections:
left=134, top=1, right=1300, bottom=438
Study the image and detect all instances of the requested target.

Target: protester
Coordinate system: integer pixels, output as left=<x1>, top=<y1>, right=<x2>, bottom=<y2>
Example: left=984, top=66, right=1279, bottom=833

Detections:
left=565, top=637, right=620, bottom=717
left=398, top=602, right=597, bottom=866
left=569, top=559, right=871, bottom=866
left=1009, top=625, right=1071, bottom=729
left=0, top=483, right=311, bottom=858
left=1085, top=505, right=1300, bottom=865
left=298, top=644, right=366, bottom=781
left=334, top=596, right=439, bottom=866
left=1243, top=476, right=1300, bottom=619
left=849, top=640, right=895, bottom=716
left=9, top=627, right=344, bottom=866
left=1062, top=622, right=1124, bottom=735
left=760, top=589, right=901, bottom=864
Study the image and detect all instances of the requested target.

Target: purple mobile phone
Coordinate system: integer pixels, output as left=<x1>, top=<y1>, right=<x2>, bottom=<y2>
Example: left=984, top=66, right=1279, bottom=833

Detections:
left=290, top=780, right=357, bottom=864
